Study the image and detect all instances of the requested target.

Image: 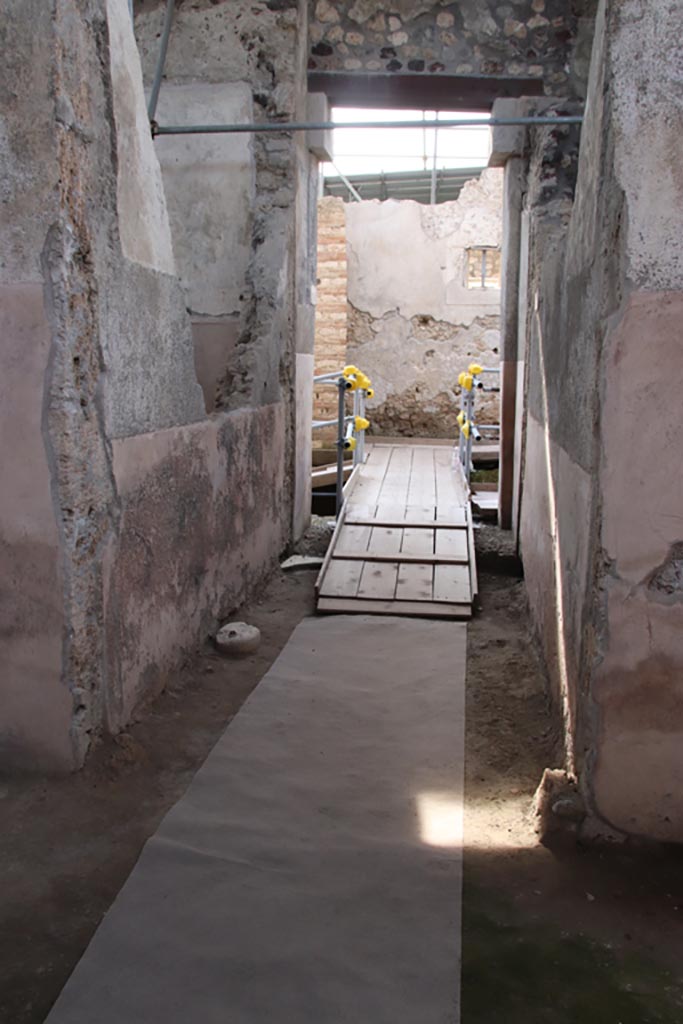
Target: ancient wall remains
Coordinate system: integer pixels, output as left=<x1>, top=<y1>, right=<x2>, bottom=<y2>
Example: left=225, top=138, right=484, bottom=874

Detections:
left=517, top=0, right=683, bottom=841
left=0, top=0, right=307, bottom=772
left=313, top=197, right=348, bottom=444
left=135, top=0, right=318, bottom=540
left=344, top=170, right=503, bottom=438
left=308, top=0, right=578, bottom=94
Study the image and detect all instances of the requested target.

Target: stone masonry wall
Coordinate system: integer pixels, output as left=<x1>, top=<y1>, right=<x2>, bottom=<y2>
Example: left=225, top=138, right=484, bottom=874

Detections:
left=308, top=0, right=578, bottom=95
left=0, top=0, right=302, bottom=772
left=344, top=169, right=503, bottom=438
left=519, top=0, right=683, bottom=842
left=313, top=197, right=348, bottom=445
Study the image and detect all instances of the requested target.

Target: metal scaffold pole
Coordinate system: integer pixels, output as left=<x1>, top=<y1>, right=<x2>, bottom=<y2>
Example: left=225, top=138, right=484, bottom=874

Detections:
left=152, top=115, right=583, bottom=137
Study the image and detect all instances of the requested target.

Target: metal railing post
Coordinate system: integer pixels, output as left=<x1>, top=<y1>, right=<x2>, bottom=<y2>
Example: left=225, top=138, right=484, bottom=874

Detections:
left=335, top=377, right=346, bottom=518
left=465, top=389, right=474, bottom=484
left=147, top=0, right=176, bottom=123
left=358, top=389, right=366, bottom=465
left=352, top=388, right=361, bottom=467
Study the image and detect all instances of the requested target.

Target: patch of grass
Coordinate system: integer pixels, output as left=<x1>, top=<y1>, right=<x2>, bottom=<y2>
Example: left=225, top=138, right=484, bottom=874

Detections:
left=462, top=888, right=683, bottom=1024
left=470, top=468, right=499, bottom=484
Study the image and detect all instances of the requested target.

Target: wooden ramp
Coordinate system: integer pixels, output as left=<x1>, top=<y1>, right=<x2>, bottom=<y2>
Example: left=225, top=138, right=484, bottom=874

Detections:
left=316, top=444, right=477, bottom=620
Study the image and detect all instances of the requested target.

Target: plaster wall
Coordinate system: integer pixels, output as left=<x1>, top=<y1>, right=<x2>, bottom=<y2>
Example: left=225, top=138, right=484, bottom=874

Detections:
left=135, top=0, right=316, bottom=538
left=0, top=286, right=73, bottom=770
left=0, top=0, right=296, bottom=771
left=104, top=404, right=287, bottom=728
left=108, top=0, right=175, bottom=275
left=344, top=170, right=503, bottom=437
left=153, top=82, right=254, bottom=412
left=519, top=0, right=683, bottom=840
left=0, top=1, right=72, bottom=770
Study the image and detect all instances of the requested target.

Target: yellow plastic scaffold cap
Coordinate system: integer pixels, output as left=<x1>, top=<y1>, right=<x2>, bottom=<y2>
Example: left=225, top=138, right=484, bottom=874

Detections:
left=354, top=416, right=370, bottom=431
left=468, top=362, right=484, bottom=376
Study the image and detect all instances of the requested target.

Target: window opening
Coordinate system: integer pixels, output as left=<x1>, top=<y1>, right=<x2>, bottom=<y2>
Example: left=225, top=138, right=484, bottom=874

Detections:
left=466, top=247, right=501, bottom=289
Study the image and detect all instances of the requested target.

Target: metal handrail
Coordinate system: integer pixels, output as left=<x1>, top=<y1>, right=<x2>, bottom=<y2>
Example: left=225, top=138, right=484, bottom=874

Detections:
left=313, top=366, right=373, bottom=516
left=455, top=364, right=500, bottom=486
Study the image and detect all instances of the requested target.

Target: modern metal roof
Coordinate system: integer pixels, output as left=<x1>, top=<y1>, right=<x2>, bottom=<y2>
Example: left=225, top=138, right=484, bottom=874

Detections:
left=322, top=166, right=484, bottom=204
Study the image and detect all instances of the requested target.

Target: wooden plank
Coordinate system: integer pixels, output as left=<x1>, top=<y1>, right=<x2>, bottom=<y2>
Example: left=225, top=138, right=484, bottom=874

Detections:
left=342, top=462, right=362, bottom=501
left=435, top=507, right=467, bottom=526
left=317, top=597, right=471, bottom=620
left=346, top=502, right=376, bottom=520
left=434, top=446, right=468, bottom=508
left=374, top=501, right=408, bottom=522
left=335, top=524, right=372, bottom=556
left=314, top=505, right=347, bottom=595
left=311, top=463, right=353, bottom=489
left=395, top=562, right=433, bottom=602
left=347, top=444, right=391, bottom=508
left=357, top=560, right=399, bottom=600
left=376, top=446, right=413, bottom=507
left=467, top=503, right=479, bottom=601
left=434, top=528, right=469, bottom=560
left=367, top=526, right=402, bottom=556
left=366, top=437, right=453, bottom=448
left=401, top=527, right=434, bottom=557
left=407, top=447, right=437, bottom=508
left=318, top=558, right=364, bottom=598
left=331, top=552, right=468, bottom=565
left=403, top=505, right=437, bottom=524
left=345, top=516, right=466, bottom=529
left=433, top=564, right=471, bottom=604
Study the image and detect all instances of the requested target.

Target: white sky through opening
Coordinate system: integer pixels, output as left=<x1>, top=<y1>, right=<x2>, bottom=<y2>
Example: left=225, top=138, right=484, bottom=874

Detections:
left=324, top=107, right=492, bottom=178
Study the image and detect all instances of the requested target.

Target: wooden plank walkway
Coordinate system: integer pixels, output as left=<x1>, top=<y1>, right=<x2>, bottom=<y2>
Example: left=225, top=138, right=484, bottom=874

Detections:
left=316, top=444, right=476, bottom=620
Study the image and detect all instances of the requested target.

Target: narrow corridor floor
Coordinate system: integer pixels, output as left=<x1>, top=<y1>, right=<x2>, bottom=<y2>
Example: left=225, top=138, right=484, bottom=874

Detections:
left=46, top=616, right=467, bottom=1024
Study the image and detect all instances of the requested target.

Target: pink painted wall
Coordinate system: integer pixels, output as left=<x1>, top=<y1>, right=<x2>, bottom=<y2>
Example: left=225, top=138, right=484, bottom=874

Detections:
left=103, top=404, right=287, bottom=729
left=0, top=285, right=73, bottom=771
left=520, top=0, right=683, bottom=840
left=593, top=292, right=683, bottom=839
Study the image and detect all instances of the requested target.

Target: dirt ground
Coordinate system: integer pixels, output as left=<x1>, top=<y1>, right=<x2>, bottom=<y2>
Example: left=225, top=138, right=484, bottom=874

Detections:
left=1, top=525, right=682, bottom=1023
left=463, top=543, right=683, bottom=1022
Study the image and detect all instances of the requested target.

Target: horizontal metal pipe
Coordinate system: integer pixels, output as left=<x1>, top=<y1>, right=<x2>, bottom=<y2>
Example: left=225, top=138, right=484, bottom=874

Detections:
left=153, top=114, right=583, bottom=137
left=313, top=416, right=354, bottom=429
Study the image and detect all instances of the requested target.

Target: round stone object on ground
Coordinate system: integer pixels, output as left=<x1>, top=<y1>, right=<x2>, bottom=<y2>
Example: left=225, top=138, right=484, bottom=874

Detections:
left=215, top=622, right=261, bottom=657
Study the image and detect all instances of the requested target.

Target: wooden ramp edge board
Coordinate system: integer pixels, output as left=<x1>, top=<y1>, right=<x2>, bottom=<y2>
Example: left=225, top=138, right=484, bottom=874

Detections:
left=316, top=515, right=477, bottom=616
left=317, top=597, right=472, bottom=620
left=311, top=463, right=353, bottom=489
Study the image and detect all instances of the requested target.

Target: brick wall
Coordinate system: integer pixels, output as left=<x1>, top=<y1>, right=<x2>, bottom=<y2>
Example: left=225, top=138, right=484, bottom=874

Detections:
left=313, top=196, right=348, bottom=445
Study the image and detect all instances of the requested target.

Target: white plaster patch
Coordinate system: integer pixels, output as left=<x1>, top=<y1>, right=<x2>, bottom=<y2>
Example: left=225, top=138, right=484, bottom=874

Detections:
left=345, top=168, right=503, bottom=324
left=106, top=0, right=176, bottom=275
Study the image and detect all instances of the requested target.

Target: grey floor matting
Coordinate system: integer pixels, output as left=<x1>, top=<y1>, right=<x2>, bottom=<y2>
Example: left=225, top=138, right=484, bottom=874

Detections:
left=47, top=615, right=466, bottom=1024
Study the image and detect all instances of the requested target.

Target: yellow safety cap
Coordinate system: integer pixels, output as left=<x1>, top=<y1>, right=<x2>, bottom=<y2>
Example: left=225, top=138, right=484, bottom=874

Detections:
left=354, top=416, right=370, bottom=431
left=468, top=362, right=483, bottom=376
left=462, top=421, right=471, bottom=438
left=344, top=437, right=357, bottom=451
left=357, top=374, right=371, bottom=390
left=365, top=387, right=374, bottom=399
left=456, top=410, right=465, bottom=427
left=343, top=365, right=360, bottom=378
